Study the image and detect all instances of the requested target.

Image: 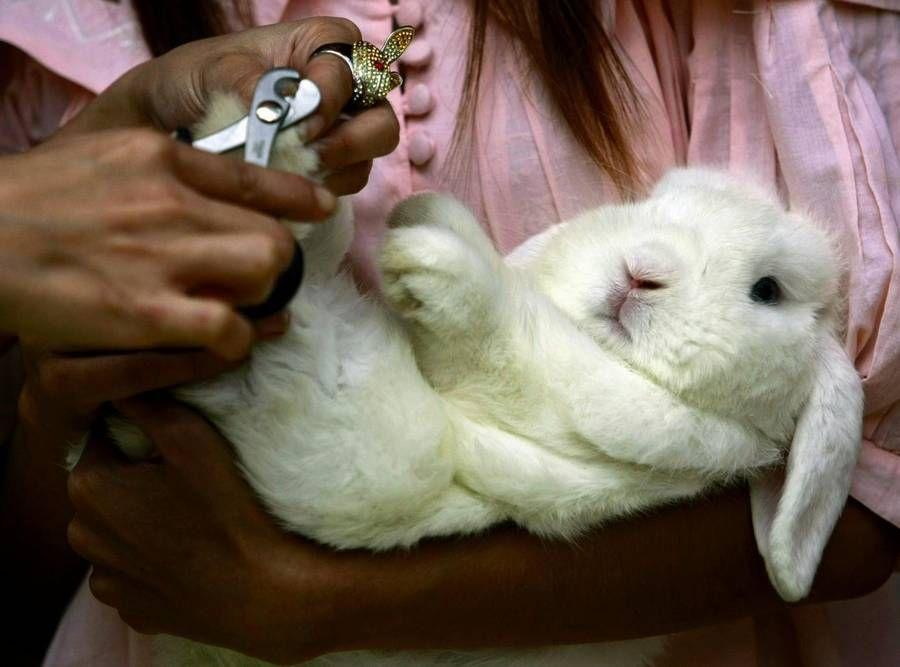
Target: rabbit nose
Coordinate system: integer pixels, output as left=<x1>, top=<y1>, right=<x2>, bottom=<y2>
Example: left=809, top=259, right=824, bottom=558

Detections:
left=630, top=277, right=664, bottom=290
left=625, top=244, right=675, bottom=290
left=627, top=272, right=665, bottom=291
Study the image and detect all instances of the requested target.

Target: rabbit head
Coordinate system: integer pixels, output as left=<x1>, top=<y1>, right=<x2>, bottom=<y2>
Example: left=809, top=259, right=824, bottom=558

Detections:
left=529, top=168, right=863, bottom=601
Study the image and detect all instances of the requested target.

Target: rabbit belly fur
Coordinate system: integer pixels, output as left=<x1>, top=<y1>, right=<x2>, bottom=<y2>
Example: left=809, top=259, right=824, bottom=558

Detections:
left=106, top=94, right=861, bottom=666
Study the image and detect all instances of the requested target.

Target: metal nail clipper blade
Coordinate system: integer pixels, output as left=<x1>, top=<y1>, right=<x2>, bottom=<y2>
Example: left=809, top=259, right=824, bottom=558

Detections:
left=176, top=69, right=324, bottom=318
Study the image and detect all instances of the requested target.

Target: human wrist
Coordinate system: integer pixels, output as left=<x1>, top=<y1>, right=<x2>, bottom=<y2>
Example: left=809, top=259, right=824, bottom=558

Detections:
left=308, top=548, right=400, bottom=655
left=295, top=540, right=471, bottom=656
left=251, top=535, right=440, bottom=660
left=235, top=534, right=353, bottom=662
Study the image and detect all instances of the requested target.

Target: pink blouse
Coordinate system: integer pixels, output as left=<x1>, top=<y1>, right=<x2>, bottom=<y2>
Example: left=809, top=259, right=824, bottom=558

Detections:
left=1, top=1, right=898, bottom=665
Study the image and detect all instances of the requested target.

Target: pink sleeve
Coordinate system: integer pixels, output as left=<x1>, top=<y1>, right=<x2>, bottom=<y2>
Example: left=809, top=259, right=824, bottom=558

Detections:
left=0, top=0, right=149, bottom=96
left=0, top=0, right=151, bottom=153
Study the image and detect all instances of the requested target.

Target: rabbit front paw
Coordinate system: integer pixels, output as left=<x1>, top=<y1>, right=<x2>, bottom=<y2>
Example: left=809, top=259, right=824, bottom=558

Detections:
left=380, top=225, right=499, bottom=335
left=386, top=192, right=498, bottom=264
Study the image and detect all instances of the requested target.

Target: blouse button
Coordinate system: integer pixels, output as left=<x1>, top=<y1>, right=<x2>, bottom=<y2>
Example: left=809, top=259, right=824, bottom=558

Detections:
left=408, top=131, right=435, bottom=166
left=405, top=84, right=434, bottom=116
left=394, top=0, right=424, bottom=29
left=400, top=40, right=433, bottom=68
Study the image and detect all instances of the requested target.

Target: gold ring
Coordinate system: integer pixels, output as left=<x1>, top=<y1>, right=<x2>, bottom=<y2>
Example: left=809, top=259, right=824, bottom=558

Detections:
left=312, top=26, right=415, bottom=109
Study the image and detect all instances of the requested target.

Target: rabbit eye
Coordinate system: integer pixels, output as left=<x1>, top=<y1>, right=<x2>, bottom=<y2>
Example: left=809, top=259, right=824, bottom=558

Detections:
left=750, top=276, right=781, bottom=305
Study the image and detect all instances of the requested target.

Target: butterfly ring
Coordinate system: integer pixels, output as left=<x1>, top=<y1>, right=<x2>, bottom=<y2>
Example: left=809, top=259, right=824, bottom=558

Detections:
left=311, top=26, right=415, bottom=109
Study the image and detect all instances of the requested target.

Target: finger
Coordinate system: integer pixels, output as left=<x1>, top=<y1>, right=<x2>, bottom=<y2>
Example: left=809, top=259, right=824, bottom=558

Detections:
left=172, top=142, right=336, bottom=220
left=171, top=192, right=296, bottom=265
left=71, top=427, right=128, bottom=472
left=68, top=430, right=130, bottom=514
left=89, top=566, right=165, bottom=635
left=118, top=600, right=167, bottom=637
left=323, top=161, right=374, bottom=196
left=293, top=20, right=362, bottom=140
left=313, top=102, right=399, bottom=170
left=37, top=350, right=239, bottom=409
left=301, top=54, right=353, bottom=141
left=124, top=295, right=254, bottom=361
left=89, top=566, right=131, bottom=607
left=68, top=430, right=176, bottom=551
left=69, top=521, right=138, bottom=575
left=166, top=233, right=289, bottom=306
left=114, top=395, right=236, bottom=473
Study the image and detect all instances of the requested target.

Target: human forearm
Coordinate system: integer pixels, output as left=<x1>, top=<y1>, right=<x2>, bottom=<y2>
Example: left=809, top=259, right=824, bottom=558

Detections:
left=1, top=422, right=86, bottom=664
left=309, top=488, right=897, bottom=655
left=61, top=401, right=898, bottom=663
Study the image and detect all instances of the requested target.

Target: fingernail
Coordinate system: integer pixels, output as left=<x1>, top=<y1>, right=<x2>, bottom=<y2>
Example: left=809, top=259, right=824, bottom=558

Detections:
left=257, top=312, right=291, bottom=339
left=303, top=116, right=326, bottom=141
left=315, top=186, right=336, bottom=213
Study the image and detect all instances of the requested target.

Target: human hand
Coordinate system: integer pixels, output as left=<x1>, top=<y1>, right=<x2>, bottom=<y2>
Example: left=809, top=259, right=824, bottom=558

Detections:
left=63, top=18, right=400, bottom=196
left=17, top=313, right=285, bottom=450
left=0, top=130, right=324, bottom=356
left=67, top=396, right=343, bottom=663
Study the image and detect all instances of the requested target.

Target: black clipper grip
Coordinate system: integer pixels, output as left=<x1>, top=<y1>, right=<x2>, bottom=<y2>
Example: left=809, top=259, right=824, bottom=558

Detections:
left=239, top=240, right=304, bottom=319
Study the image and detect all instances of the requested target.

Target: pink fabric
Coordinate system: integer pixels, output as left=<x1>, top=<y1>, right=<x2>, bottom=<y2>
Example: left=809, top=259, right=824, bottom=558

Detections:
left=0, top=44, right=91, bottom=152
left=0, top=0, right=897, bottom=665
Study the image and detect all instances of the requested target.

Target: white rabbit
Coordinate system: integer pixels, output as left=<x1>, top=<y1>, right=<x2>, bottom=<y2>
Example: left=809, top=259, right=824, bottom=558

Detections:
left=103, top=94, right=862, bottom=666
left=379, top=169, right=862, bottom=601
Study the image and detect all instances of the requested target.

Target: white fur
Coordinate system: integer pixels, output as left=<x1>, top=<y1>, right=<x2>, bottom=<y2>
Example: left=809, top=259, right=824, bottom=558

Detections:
left=101, top=96, right=861, bottom=664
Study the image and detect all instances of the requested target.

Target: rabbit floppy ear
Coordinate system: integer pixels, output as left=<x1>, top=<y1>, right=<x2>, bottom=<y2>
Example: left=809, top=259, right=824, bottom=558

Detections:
left=750, top=331, right=863, bottom=601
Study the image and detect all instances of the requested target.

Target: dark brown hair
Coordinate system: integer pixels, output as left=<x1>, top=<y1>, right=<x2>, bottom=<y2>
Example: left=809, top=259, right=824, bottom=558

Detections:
left=112, top=0, right=643, bottom=193
left=459, top=2, right=644, bottom=194
left=108, top=0, right=253, bottom=56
